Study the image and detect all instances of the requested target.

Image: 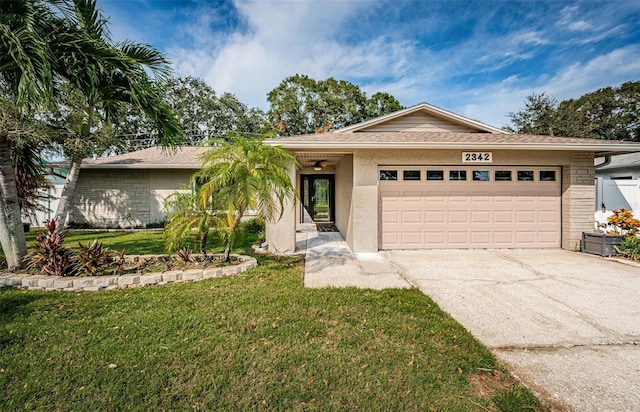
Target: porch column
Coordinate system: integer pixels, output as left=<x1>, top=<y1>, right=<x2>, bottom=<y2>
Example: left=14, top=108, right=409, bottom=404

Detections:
left=351, top=151, right=378, bottom=252
left=267, top=163, right=297, bottom=254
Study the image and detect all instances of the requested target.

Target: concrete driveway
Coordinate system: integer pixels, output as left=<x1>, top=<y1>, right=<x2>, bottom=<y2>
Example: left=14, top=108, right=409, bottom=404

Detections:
left=386, top=249, right=640, bottom=412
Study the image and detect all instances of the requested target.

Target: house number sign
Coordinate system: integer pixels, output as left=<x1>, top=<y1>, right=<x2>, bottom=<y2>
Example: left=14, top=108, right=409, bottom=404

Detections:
left=462, top=152, right=492, bottom=163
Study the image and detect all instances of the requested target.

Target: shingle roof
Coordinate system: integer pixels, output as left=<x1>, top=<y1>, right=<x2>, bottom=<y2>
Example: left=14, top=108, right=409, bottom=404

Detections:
left=81, top=146, right=208, bottom=169
left=264, top=132, right=640, bottom=155
left=596, top=152, right=640, bottom=171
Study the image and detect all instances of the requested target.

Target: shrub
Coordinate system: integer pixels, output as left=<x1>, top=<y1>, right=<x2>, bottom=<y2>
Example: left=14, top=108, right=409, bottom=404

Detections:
left=177, top=248, right=192, bottom=263
left=607, top=209, right=640, bottom=236
left=241, top=218, right=265, bottom=234
left=76, top=240, right=114, bottom=276
left=27, top=218, right=77, bottom=277
left=616, top=236, right=640, bottom=261
left=114, top=249, right=126, bottom=277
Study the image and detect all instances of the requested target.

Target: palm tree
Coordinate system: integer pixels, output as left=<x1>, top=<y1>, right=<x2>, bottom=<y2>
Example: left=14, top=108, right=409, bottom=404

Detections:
left=0, top=0, right=58, bottom=270
left=163, top=188, right=218, bottom=257
left=52, top=0, right=183, bottom=227
left=1, top=0, right=182, bottom=269
left=194, top=135, right=297, bottom=262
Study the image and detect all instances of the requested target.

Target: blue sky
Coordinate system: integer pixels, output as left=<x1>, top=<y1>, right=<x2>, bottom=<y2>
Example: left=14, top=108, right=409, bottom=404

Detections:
left=97, top=0, right=640, bottom=128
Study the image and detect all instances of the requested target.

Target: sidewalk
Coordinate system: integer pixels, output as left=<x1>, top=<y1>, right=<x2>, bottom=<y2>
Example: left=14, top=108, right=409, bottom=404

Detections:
left=300, top=229, right=410, bottom=289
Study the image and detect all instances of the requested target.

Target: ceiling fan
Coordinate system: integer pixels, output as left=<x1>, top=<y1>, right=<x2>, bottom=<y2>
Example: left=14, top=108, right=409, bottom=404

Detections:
left=312, top=160, right=329, bottom=171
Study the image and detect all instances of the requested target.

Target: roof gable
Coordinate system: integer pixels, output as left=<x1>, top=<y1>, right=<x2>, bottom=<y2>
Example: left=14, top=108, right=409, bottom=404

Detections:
left=335, top=102, right=509, bottom=134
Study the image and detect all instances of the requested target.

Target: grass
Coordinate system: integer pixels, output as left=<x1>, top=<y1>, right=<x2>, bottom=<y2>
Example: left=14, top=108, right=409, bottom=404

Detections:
left=21, top=229, right=260, bottom=256
left=1, top=232, right=546, bottom=411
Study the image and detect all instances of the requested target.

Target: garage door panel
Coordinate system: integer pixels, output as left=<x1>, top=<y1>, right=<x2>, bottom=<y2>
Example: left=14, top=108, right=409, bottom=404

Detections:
left=471, top=231, right=491, bottom=243
left=401, top=190, right=423, bottom=202
left=401, top=232, right=422, bottom=246
left=538, top=211, right=559, bottom=223
left=494, top=211, right=514, bottom=223
left=380, top=166, right=561, bottom=249
left=470, top=210, right=491, bottom=223
left=381, top=211, right=400, bottom=223
left=447, top=211, right=468, bottom=223
left=425, top=211, right=445, bottom=223
left=494, top=232, right=515, bottom=244
left=516, top=210, right=536, bottom=223
left=516, top=231, right=536, bottom=244
left=425, top=232, right=445, bottom=245
left=401, top=210, right=423, bottom=223
left=538, top=231, right=559, bottom=244
left=447, top=231, right=468, bottom=245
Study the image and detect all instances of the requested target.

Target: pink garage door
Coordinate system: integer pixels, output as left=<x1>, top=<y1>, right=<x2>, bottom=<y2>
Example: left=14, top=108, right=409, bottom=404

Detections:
left=379, top=166, right=561, bottom=249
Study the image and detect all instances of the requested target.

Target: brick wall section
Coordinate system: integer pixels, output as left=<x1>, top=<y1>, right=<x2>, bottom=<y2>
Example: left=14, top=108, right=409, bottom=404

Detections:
left=562, top=152, right=595, bottom=250
left=69, top=170, right=151, bottom=227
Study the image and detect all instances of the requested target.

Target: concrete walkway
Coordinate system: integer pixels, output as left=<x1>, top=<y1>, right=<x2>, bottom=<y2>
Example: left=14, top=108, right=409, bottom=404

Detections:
left=302, top=230, right=410, bottom=289
left=300, top=230, right=640, bottom=411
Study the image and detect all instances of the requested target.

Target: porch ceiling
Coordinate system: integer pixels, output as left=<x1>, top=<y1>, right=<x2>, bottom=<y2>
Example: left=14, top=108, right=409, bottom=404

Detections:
left=295, top=153, right=345, bottom=168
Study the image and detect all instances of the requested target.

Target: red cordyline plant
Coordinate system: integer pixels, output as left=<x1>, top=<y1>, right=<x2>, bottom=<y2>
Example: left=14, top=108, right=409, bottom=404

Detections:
left=607, top=209, right=640, bottom=236
left=76, top=240, right=113, bottom=276
left=27, top=218, right=77, bottom=276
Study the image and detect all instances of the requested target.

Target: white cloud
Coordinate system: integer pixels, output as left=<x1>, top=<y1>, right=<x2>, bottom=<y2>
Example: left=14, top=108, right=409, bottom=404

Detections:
left=459, top=44, right=640, bottom=128
left=168, top=0, right=380, bottom=108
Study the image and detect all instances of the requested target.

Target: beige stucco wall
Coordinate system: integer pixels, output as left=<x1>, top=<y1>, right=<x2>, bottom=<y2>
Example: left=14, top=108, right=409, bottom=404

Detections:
left=69, top=169, right=193, bottom=228
left=267, top=163, right=298, bottom=254
left=149, top=170, right=194, bottom=223
left=334, top=155, right=353, bottom=241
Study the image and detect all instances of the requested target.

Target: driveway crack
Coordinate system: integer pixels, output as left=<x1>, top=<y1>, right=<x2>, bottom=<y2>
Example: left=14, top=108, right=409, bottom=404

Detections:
left=491, top=339, right=640, bottom=352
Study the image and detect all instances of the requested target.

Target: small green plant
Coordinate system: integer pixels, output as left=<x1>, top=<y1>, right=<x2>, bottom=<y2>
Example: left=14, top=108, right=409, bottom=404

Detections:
left=75, top=240, right=113, bottom=276
left=27, top=218, right=77, bottom=277
left=493, top=386, right=541, bottom=411
left=615, top=235, right=640, bottom=261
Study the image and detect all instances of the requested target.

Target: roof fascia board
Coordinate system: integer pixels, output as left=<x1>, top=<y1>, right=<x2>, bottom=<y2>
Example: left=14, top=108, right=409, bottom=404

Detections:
left=335, top=102, right=509, bottom=134
left=81, top=164, right=200, bottom=169
left=265, top=141, right=640, bottom=153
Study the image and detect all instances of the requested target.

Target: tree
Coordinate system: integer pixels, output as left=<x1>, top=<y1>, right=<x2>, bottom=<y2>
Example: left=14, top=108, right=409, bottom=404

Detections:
left=112, top=76, right=266, bottom=151
left=51, top=0, right=183, bottom=227
left=190, top=135, right=297, bottom=262
left=506, top=93, right=558, bottom=135
left=0, top=0, right=60, bottom=270
left=266, top=74, right=403, bottom=136
left=365, top=92, right=404, bottom=119
left=507, top=82, right=640, bottom=141
left=163, top=188, right=218, bottom=257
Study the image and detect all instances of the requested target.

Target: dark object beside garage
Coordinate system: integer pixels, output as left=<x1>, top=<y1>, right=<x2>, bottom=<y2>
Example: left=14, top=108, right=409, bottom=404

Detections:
left=581, top=232, right=625, bottom=256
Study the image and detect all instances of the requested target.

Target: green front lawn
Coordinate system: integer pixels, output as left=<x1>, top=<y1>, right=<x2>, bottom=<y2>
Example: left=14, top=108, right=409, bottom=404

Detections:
left=21, top=229, right=259, bottom=256
left=0, top=232, right=544, bottom=411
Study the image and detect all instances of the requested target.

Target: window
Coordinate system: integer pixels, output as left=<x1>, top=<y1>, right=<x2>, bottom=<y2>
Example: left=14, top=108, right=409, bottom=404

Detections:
left=472, top=170, right=490, bottom=181
left=426, top=170, right=444, bottom=181
left=449, top=170, right=467, bottom=181
left=611, top=176, right=632, bottom=180
left=539, top=171, right=556, bottom=181
left=379, top=170, right=397, bottom=181
left=518, top=171, right=534, bottom=181
left=403, top=170, right=421, bottom=181
left=494, top=170, right=512, bottom=181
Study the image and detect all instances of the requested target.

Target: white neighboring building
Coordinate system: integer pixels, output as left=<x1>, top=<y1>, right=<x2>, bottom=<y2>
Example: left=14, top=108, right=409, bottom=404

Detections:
left=24, top=164, right=67, bottom=228
left=595, top=153, right=640, bottom=227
